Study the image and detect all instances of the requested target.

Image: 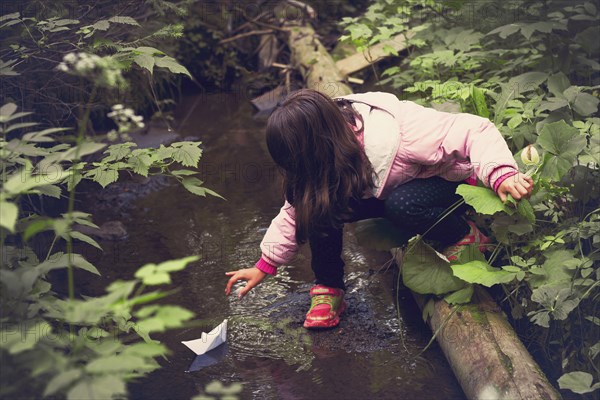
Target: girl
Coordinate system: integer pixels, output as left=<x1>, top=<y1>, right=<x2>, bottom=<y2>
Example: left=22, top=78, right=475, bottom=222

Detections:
left=224, top=90, right=533, bottom=329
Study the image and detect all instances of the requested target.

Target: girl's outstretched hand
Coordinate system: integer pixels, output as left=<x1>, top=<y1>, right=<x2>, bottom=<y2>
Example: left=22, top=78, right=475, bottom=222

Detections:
left=497, top=172, right=534, bottom=202
left=225, top=267, right=267, bottom=298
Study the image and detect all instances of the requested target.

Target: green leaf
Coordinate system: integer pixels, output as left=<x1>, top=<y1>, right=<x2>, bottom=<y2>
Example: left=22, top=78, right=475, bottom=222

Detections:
left=134, top=256, right=197, bottom=285
left=456, top=184, right=510, bottom=215
left=170, top=169, right=198, bottom=176
left=182, top=177, right=207, bottom=196
left=547, top=72, right=570, bottom=98
left=156, top=256, right=199, bottom=272
left=537, top=121, right=586, bottom=181
left=573, top=92, right=600, bottom=116
left=487, top=23, right=520, bottom=39
left=86, top=354, right=152, bottom=373
left=171, top=142, right=202, bottom=167
left=0, top=12, right=20, bottom=23
left=451, top=261, right=516, bottom=287
left=37, top=253, right=100, bottom=275
left=129, top=151, right=151, bottom=177
left=471, top=86, right=489, bottom=118
left=402, top=238, right=466, bottom=295
left=134, top=305, right=194, bottom=333
left=103, top=142, right=135, bottom=162
left=155, top=56, right=191, bottom=78
left=70, top=231, right=102, bottom=250
left=108, top=16, right=140, bottom=26
left=60, top=142, right=106, bottom=161
left=444, top=285, right=474, bottom=305
left=67, top=375, right=127, bottom=400
left=507, top=114, right=523, bottom=130
left=135, top=264, right=171, bottom=285
left=3, top=122, right=39, bottom=133
left=4, top=321, right=52, bottom=354
left=44, top=369, right=82, bottom=397
left=35, top=184, right=61, bottom=199
left=0, top=201, right=18, bottom=232
left=24, top=218, right=54, bottom=240
left=22, top=127, right=70, bottom=142
left=529, top=250, right=576, bottom=288
left=89, top=167, right=119, bottom=188
left=558, top=371, right=599, bottom=394
left=133, top=54, right=155, bottom=74
left=516, top=199, right=535, bottom=223
left=92, top=20, right=110, bottom=31
left=508, top=71, right=547, bottom=92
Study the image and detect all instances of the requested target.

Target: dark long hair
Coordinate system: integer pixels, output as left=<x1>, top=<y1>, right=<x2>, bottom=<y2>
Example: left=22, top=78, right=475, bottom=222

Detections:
left=266, top=89, right=375, bottom=244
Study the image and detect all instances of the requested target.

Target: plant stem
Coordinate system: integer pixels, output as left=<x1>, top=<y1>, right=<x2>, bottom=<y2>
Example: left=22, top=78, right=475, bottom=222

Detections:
left=66, top=85, right=97, bottom=305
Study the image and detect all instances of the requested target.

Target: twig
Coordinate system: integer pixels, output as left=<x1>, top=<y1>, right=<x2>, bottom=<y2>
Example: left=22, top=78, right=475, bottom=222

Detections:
left=219, top=29, right=274, bottom=44
left=285, top=0, right=317, bottom=19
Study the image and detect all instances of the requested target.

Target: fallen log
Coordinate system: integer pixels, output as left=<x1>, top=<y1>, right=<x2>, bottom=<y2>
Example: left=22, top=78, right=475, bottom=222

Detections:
left=285, top=16, right=561, bottom=400
left=335, top=31, right=415, bottom=76
left=287, top=24, right=353, bottom=97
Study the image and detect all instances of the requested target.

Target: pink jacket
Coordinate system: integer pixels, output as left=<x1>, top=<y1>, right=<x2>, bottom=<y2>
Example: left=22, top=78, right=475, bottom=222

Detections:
left=255, top=92, right=518, bottom=275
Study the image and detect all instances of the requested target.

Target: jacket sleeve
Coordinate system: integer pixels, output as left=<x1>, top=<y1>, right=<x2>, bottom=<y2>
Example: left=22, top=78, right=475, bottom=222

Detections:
left=258, top=200, right=299, bottom=271
left=395, top=100, right=518, bottom=188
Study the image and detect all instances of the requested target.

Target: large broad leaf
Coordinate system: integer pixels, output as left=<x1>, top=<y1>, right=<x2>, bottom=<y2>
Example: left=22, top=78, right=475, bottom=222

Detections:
left=528, top=250, right=576, bottom=288
left=558, top=371, right=600, bottom=394
left=456, top=184, right=510, bottom=215
left=546, top=72, right=570, bottom=98
left=537, top=121, right=586, bottom=181
left=444, top=285, right=474, bottom=305
left=451, top=261, right=516, bottom=287
left=402, top=238, right=466, bottom=295
left=508, top=71, right=548, bottom=92
left=353, top=218, right=412, bottom=251
left=530, top=285, right=579, bottom=321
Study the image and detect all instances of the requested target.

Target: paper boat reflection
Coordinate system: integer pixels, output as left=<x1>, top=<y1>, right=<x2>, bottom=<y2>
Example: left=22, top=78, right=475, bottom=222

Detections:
left=181, top=319, right=228, bottom=355
left=185, top=343, right=229, bottom=372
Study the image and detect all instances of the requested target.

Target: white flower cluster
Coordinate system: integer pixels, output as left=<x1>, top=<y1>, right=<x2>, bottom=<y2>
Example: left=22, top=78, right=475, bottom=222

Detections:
left=106, top=104, right=145, bottom=142
left=57, top=52, right=124, bottom=87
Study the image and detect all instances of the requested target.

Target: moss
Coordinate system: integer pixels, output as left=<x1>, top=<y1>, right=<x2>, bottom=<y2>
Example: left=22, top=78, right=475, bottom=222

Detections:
left=499, top=350, right=515, bottom=377
left=466, top=305, right=488, bottom=325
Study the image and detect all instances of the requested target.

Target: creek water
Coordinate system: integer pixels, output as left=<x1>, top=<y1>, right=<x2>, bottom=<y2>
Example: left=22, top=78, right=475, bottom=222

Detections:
left=82, top=93, right=465, bottom=399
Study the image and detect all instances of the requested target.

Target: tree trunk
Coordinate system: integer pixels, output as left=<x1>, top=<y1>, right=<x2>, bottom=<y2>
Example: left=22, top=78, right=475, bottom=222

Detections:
left=286, top=18, right=561, bottom=400
left=287, top=25, right=353, bottom=97
left=409, top=284, right=561, bottom=400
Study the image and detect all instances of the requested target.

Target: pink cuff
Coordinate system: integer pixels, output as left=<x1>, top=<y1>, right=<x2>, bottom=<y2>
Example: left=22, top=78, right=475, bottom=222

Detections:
left=255, top=257, right=278, bottom=275
left=465, top=174, right=477, bottom=186
left=493, top=170, right=519, bottom=193
left=488, top=166, right=518, bottom=190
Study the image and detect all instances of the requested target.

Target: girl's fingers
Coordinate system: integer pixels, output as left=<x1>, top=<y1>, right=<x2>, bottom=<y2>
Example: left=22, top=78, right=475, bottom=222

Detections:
left=510, top=187, right=522, bottom=200
left=516, top=184, right=529, bottom=196
left=499, top=191, right=507, bottom=202
left=225, top=273, right=241, bottom=295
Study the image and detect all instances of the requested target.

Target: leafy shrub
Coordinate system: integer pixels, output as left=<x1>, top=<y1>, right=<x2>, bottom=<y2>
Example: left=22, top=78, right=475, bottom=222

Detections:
left=342, top=0, right=599, bottom=395
left=1, top=3, right=221, bottom=398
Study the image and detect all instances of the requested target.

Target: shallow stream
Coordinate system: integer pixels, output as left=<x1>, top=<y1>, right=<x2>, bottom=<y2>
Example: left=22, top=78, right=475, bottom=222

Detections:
left=82, top=93, right=465, bottom=399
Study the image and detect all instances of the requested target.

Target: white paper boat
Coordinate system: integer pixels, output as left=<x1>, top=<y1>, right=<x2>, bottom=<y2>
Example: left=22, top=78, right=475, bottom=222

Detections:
left=181, top=319, right=228, bottom=355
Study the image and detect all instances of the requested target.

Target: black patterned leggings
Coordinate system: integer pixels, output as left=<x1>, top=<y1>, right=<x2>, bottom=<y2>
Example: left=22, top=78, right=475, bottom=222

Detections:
left=309, top=177, right=470, bottom=290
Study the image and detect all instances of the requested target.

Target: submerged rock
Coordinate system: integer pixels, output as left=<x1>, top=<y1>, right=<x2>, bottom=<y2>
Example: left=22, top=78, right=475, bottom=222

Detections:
left=73, top=220, right=128, bottom=240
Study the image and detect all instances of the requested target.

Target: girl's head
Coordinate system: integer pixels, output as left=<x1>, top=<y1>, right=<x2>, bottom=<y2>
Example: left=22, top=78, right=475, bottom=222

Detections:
left=266, top=89, right=374, bottom=243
